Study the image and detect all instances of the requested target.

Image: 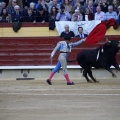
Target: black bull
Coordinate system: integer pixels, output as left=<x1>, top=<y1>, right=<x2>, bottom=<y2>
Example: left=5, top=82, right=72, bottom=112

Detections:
left=69, top=40, right=120, bottom=83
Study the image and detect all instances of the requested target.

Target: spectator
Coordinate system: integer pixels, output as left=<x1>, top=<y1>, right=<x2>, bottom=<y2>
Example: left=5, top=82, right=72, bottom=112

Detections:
left=7, top=0, right=17, bottom=15
left=0, top=8, right=10, bottom=22
left=105, top=5, right=119, bottom=29
left=94, top=5, right=105, bottom=21
left=23, top=8, right=36, bottom=22
left=35, top=0, right=41, bottom=10
left=36, top=6, right=49, bottom=23
left=105, top=5, right=118, bottom=20
left=45, top=0, right=52, bottom=8
left=72, top=1, right=84, bottom=14
left=84, top=0, right=96, bottom=15
left=84, top=0, right=89, bottom=7
left=23, top=2, right=37, bottom=20
left=57, top=0, right=64, bottom=5
left=11, top=5, right=23, bottom=22
left=75, top=27, right=88, bottom=38
left=7, top=0, right=23, bottom=10
left=16, top=0, right=23, bottom=9
left=48, top=0, right=61, bottom=13
left=63, top=0, right=73, bottom=14
left=0, top=2, right=6, bottom=14
left=60, top=24, right=75, bottom=38
left=49, top=6, right=58, bottom=30
left=26, top=0, right=37, bottom=7
left=0, top=3, right=2, bottom=14
left=117, top=5, right=120, bottom=25
left=68, top=0, right=77, bottom=7
left=112, top=0, right=119, bottom=12
left=56, top=5, right=71, bottom=21
left=83, top=7, right=94, bottom=21
left=39, top=0, right=48, bottom=11
left=94, top=0, right=102, bottom=6
left=49, top=6, right=58, bottom=21
left=100, top=0, right=109, bottom=13
left=29, top=2, right=36, bottom=10
left=71, top=9, right=83, bottom=21
left=1, top=2, right=6, bottom=9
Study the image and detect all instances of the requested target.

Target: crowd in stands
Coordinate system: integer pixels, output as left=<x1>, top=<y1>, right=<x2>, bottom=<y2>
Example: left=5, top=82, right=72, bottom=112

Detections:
left=0, top=0, right=120, bottom=29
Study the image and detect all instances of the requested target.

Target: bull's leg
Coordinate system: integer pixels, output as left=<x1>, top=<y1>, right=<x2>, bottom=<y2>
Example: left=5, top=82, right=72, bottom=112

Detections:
left=87, top=68, right=99, bottom=83
left=113, top=62, right=120, bottom=72
left=101, top=64, right=117, bottom=78
left=83, top=69, right=92, bottom=83
left=108, top=69, right=116, bottom=78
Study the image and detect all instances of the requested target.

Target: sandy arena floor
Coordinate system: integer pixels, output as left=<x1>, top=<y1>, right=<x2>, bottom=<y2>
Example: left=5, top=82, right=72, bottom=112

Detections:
left=0, top=78, right=120, bottom=120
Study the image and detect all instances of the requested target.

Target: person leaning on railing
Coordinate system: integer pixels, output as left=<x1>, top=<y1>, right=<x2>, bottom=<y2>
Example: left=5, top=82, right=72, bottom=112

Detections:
left=23, top=7, right=36, bottom=23
left=36, top=6, right=49, bottom=23
left=49, top=5, right=58, bottom=30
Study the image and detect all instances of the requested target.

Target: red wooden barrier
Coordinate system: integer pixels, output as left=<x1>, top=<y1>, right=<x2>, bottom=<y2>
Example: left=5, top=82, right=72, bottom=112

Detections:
left=0, top=36, right=120, bottom=66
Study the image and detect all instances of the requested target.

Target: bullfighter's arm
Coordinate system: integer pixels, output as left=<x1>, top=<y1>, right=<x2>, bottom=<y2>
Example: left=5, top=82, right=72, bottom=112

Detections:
left=69, top=38, right=86, bottom=47
left=51, top=42, right=60, bottom=57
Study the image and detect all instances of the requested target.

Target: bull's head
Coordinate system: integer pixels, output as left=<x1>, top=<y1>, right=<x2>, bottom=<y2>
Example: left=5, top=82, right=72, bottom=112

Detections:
left=107, top=40, right=120, bottom=49
left=101, top=40, right=120, bottom=53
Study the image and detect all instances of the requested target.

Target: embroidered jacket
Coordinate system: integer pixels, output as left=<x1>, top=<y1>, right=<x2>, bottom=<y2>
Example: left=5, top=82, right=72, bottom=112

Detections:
left=51, top=39, right=85, bottom=57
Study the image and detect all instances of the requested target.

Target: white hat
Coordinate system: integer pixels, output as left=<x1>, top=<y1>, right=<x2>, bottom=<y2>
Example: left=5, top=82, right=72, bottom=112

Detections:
left=118, top=6, right=120, bottom=9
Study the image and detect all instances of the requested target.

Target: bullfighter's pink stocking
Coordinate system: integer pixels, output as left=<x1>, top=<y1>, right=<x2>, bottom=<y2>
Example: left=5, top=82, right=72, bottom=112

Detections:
left=48, top=72, right=55, bottom=81
left=64, top=74, right=71, bottom=83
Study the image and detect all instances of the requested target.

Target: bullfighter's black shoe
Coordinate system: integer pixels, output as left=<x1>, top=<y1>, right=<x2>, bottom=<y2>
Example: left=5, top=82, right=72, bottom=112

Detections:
left=67, top=82, right=75, bottom=85
left=46, top=79, right=52, bottom=85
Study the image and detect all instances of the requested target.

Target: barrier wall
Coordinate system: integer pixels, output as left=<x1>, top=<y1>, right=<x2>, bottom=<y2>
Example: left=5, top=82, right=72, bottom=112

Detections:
left=0, top=23, right=120, bottom=66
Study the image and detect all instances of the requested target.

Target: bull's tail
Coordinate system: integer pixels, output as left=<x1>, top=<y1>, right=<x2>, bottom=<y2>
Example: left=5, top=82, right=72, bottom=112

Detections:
left=67, top=59, right=77, bottom=62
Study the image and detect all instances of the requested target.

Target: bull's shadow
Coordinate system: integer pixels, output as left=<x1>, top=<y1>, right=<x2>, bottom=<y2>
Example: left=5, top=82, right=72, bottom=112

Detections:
left=70, top=40, right=120, bottom=83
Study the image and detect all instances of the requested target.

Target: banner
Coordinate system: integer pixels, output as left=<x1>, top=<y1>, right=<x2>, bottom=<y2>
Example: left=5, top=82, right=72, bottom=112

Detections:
left=55, top=20, right=101, bottom=36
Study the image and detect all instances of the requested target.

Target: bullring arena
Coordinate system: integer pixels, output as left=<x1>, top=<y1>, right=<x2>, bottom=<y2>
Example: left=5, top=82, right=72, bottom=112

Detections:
left=0, top=22, right=120, bottom=120
left=0, top=74, right=120, bottom=120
